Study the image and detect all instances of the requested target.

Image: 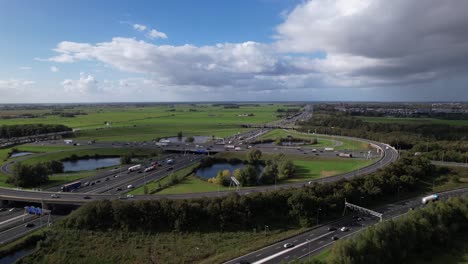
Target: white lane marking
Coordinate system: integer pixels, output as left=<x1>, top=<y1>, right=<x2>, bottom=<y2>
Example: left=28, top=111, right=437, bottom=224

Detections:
left=252, top=231, right=334, bottom=264
left=256, top=254, right=262, bottom=257
left=293, top=239, right=298, bottom=242
left=275, top=246, right=280, bottom=249
left=309, top=233, right=314, bottom=236
left=0, top=214, right=28, bottom=226
left=318, top=241, right=323, bottom=244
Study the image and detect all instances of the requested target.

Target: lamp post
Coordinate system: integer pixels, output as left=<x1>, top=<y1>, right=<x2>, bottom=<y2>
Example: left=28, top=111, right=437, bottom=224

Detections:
left=316, top=207, right=322, bottom=225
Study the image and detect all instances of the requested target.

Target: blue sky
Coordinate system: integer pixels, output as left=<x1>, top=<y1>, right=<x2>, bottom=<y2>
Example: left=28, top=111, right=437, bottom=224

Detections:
left=1, top=0, right=467, bottom=102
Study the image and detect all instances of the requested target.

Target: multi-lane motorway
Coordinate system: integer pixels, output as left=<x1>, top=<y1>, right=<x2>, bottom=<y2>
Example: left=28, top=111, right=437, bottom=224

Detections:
left=225, top=187, right=468, bottom=264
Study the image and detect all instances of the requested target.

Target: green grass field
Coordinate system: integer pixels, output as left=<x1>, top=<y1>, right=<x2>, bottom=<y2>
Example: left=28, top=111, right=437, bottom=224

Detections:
left=0, top=104, right=292, bottom=142
left=357, top=116, right=468, bottom=126
left=18, top=228, right=309, bottom=264
left=157, top=175, right=230, bottom=195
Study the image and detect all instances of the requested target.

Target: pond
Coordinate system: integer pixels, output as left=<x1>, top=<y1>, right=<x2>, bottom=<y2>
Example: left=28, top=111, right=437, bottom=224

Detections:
left=159, top=136, right=211, bottom=144
left=196, top=163, right=264, bottom=179
left=0, top=247, right=34, bottom=264
left=63, top=157, right=120, bottom=172
left=10, top=152, right=34, bottom=158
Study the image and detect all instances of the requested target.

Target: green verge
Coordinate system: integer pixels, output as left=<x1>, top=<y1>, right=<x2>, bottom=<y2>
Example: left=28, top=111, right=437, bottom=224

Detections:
left=17, top=228, right=309, bottom=264
left=128, top=163, right=200, bottom=195
left=258, top=129, right=370, bottom=150
left=157, top=175, right=230, bottom=195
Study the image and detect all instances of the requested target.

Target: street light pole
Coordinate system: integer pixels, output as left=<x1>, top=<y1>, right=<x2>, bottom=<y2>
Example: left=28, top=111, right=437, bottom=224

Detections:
left=316, top=207, right=322, bottom=225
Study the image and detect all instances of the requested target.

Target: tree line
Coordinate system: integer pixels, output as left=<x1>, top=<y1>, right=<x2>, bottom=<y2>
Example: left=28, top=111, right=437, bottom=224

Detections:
left=298, top=112, right=467, bottom=160
left=0, top=124, right=72, bottom=139
left=62, top=155, right=437, bottom=233
left=323, top=197, right=467, bottom=264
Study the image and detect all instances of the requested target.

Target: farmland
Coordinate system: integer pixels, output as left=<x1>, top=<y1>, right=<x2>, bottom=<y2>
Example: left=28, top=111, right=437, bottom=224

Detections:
left=0, top=104, right=290, bottom=142
left=357, top=116, right=468, bottom=126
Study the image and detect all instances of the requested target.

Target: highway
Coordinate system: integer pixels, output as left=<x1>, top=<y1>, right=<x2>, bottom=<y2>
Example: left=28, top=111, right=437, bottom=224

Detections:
left=0, top=133, right=398, bottom=205
left=225, top=187, right=468, bottom=264
left=0, top=214, right=62, bottom=245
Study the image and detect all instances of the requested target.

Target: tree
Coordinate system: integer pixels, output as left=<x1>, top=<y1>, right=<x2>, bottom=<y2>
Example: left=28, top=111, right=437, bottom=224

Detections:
left=177, top=131, right=183, bottom=139
left=261, top=161, right=278, bottom=184
left=278, top=160, right=295, bottom=180
left=120, top=154, right=132, bottom=165
left=8, top=162, right=49, bottom=188
left=237, top=165, right=258, bottom=186
left=247, top=149, right=262, bottom=164
left=47, top=160, right=64, bottom=173
left=185, top=136, right=195, bottom=143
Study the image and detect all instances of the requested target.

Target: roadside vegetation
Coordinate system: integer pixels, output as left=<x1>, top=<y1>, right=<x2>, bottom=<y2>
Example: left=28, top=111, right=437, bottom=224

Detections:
left=299, top=106, right=467, bottom=162
left=327, top=197, right=468, bottom=264
left=17, top=228, right=308, bottom=264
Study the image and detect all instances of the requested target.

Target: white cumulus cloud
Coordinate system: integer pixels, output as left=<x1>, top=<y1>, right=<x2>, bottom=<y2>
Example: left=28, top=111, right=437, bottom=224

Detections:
left=50, top=66, right=59, bottom=72
left=62, top=73, right=100, bottom=94
left=147, top=29, right=167, bottom=39
left=133, top=24, right=147, bottom=32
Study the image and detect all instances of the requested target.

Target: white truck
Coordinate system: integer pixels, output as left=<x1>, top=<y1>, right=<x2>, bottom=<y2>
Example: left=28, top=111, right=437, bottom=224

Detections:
left=338, top=153, right=353, bottom=158
left=324, top=147, right=334, bottom=151
left=234, top=147, right=242, bottom=151
left=225, top=145, right=236, bottom=149
left=64, top=139, right=73, bottom=144
left=422, top=194, right=439, bottom=204
left=127, top=164, right=142, bottom=173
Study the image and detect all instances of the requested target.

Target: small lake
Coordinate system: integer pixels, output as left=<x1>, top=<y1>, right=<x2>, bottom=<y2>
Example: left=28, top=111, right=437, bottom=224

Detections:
left=160, top=136, right=211, bottom=144
left=0, top=247, right=34, bottom=264
left=63, top=157, right=120, bottom=172
left=196, top=163, right=264, bottom=179
left=10, top=152, right=34, bottom=158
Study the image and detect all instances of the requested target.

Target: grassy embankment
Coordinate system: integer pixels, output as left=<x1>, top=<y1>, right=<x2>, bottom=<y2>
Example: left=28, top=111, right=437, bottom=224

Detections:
left=17, top=228, right=309, bottom=264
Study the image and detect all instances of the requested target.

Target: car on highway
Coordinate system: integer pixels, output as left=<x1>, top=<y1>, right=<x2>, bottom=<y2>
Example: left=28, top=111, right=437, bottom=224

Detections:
left=328, top=227, right=337, bottom=231
left=167, top=167, right=174, bottom=171
left=127, top=185, right=134, bottom=189
left=332, top=236, right=339, bottom=241
left=83, top=196, right=91, bottom=199
left=283, top=243, right=294, bottom=248
left=117, top=187, right=122, bottom=191
left=8, top=208, right=15, bottom=212
left=51, top=194, right=60, bottom=198
left=126, top=194, right=134, bottom=198
left=25, top=223, right=35, bottom=228
left=340, top=227, right=349, bottom=232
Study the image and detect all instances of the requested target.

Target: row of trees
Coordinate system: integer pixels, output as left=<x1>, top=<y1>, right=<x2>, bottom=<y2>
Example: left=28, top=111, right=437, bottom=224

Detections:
left=7, top=160, right=64, bottom=187
left=325, top=197, right=467, bottom=264
left=0, top=124, right=72, bottom=139
left=62, top=155, right=436, bottom=232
